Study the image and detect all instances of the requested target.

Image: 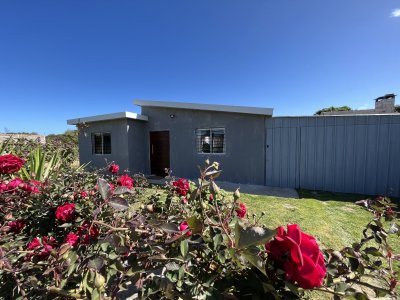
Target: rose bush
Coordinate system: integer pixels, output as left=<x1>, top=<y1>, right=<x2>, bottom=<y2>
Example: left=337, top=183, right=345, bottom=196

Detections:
left=236, top=202, right=247, bottom=218
left=266, top=224, right=326, bottom=289
left=117, top=174, right=134, bottom=188
left=0, top=154, right=25, bottom=174
left=172, top=177, right=189, bottom=196
left=55, top=203, right=75, bottom=222
left=108, top=163, right=119, bottom=174
left=0, top=142, right=398, bottom=299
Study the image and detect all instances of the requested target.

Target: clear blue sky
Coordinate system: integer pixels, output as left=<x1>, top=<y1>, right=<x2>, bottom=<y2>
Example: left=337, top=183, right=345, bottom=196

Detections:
left=0, top=1, right=399, bottom=134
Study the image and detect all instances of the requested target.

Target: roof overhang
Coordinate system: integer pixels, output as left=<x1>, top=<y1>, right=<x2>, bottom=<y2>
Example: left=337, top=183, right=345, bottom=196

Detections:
left=134, top=100, right=273, bottom=116
left=67, top=112, right=148, bottom=125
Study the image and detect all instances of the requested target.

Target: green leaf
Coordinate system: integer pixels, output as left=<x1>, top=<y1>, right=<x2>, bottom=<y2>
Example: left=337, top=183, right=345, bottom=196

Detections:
left=178, top=265, right=185, bottom=280
left=108, top=197, right=129, bottom=211
left=180, top=239, right=189, bottom=258
left=335, top=282, right=349, bottom=293
left=58, top=223, right=72, bottom=228
left=189, top=187, right=200, bottom=202
left=88, top=257, right=105, bottom=271
left=210, top=181, right=220, bottom=195
left=165, top=262, right=180, bottom=271
left=233, top=188, right=240, bottom=200
left=148, top=254, right=168, bottom=261
left=92, top=288, right=101, bottom=300
left=159, top=223, right=180, bottom=234
left=364, top=247, right=383, bottom=257
left=242, top=246, right=266, bottom=275
left=98, top=178, right=112, bottom=200
left=235, top=222, right=276, bottom=249
left=205, top=170, right=221, bottom=179
left=213, top=234, right=223, bottom=251
left=186, top=216, right=203, bottom=234
left=113, top=186, right=135, bottom=195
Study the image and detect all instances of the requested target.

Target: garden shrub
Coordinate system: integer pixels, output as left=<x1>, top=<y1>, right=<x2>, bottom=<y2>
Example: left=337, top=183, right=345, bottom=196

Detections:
left=0, top=147, right=399, bottom=299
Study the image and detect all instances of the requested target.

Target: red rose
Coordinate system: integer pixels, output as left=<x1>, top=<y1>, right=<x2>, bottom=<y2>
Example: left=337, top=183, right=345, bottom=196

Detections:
left=265, top=224, right=326, bottom=289
left=27, top=236, right=56, bottom=259
left=172, top=178, right=189, bottom=197
left=109, top=164, right=119, bottom=174
left=8, top=219, right=25, bottom=234
left=55, top=203, right=75, bottom=222
left=390, top=278, right=398, bottom=290
left=80, top=191, right=88, bottom=199
left=179, top=221, right=192, bottom=236
left=77, top=221, right=99, bottom=244
left=117, top=174, right=134, bottom=189
left=65, top=232, right=79, bottom=247
left=27, top=237, right=41, bottom=250
left=236, top=203, right=247, bottom=218
left=22, top=180, right=41, bottom=194
left=0, top=182, right=7, bottom=193
left=0, top=154, right=25, bottom=174
left=41, top=236, right=56, bottom=254
left=5, top=178, right=24, bottom=192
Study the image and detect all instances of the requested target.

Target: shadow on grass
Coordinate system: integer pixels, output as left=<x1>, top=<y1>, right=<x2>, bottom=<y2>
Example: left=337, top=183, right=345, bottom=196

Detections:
left=298, top=189, right=400, bottom=204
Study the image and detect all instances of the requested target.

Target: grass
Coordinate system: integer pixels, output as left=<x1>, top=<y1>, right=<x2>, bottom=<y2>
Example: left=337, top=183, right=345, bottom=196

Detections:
left=139, top=186, right=399, bottom=299
left=140, top=186, right=399, bottom=252
left=243, top=190, right=399, bottom=252
left=241, top=189, right=399, bottom=299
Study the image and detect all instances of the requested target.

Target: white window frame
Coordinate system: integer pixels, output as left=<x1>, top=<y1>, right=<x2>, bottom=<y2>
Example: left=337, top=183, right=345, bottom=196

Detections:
left=196, top=128, right=226, bottom=155
left=92, top=132, right=112, bottom=155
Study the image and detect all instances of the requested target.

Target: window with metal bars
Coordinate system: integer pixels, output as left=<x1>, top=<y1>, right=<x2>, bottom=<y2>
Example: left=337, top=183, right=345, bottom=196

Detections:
left=92, top=133, right=111, bottom=154
left=196, top=128, right=225, bottom=154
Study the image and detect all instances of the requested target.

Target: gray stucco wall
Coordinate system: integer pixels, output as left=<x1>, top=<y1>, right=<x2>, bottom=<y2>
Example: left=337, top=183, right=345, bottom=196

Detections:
left=142, top=107, right=267, bottom=184
left=127, top=119, right=148, bottom=174
left=265, top=115, right=400, bottom=197
left=79, top=118, right=147, bottom=173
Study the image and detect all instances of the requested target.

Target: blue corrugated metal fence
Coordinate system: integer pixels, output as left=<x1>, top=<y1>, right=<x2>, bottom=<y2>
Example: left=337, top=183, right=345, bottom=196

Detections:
left=265, top=115, right=400, bottom=197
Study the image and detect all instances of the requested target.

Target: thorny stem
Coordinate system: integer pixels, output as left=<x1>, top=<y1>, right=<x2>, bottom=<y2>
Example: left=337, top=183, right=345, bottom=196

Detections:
left=0, top=246, right=27, bottom=299
left=48, top=286, right=83, bottom=299
left=349, top=279, right=392, bottom=294
left=213, top=190, right=235, bottom=247
left=198, top=175, right=206, bottom=222
left=313, top=287, right=345, bottom=297
left=92, top=220, right=129, bottom=231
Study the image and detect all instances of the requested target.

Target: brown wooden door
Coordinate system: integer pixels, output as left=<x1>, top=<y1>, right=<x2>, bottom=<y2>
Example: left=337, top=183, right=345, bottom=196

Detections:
left=150, top=131, right=170, bottom=176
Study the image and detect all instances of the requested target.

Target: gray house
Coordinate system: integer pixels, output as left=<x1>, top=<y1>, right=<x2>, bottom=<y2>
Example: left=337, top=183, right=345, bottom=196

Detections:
left=68, top=98, right=400, bottom=197
left=67, top=100, right=273, bottom=185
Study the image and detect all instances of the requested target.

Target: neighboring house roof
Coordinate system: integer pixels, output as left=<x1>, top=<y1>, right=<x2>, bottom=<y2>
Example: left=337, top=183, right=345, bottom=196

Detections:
left=67, top=112, right=148, bottom=125
left=134, top=100, right=273, bottom=116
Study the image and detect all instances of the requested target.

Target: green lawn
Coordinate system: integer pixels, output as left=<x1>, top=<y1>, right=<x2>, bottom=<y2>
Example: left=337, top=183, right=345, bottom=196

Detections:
left=139, top=186, right=399, bottom=299
left=141, top=186, right=399, bottom=252
left=243, top=190, right=399, bottom=253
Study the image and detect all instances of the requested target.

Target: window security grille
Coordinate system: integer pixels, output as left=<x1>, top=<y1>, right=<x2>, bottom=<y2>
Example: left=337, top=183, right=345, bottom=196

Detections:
left=92, top=133, right=111, bottom=154
left=196, top=128, right=225, bottom=154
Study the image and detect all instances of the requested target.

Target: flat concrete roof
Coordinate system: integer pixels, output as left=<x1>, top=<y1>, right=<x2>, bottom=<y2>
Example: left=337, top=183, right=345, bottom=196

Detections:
left=134, top=99, right=273, bottom=116
left=67, top=112, right=148, bottom=125
left=274, top=113, right=400, bottom=118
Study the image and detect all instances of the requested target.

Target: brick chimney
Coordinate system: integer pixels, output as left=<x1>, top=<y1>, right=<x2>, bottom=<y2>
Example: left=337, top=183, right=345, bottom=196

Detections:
left=374, top=94, right=396, bottom=113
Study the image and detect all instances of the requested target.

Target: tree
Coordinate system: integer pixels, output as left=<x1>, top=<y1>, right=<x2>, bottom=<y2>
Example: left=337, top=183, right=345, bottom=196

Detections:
left=314, top=106, right=352, bottom=115
left=395, top=105, right=400, bottom=113
left=46, top=129, right=78, bottom=146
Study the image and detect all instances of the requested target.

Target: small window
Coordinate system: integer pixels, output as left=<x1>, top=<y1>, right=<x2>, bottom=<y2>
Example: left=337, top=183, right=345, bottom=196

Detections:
left=92, top=133, right=111, bottom=154
left=196, top=128, right=225, bottom=154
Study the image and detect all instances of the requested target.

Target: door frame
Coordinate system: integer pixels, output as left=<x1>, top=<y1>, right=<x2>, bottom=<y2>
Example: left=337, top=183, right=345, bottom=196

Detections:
left=149, top=130, right=170, bottom=176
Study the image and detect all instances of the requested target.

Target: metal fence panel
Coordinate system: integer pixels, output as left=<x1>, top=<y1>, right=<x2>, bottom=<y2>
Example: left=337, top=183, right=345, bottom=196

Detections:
left=265, top=115, right=400, bottom=197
